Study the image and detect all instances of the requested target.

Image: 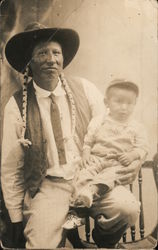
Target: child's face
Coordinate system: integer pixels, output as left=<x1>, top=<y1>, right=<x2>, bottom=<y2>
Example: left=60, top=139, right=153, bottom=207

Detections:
left=105, top=87, right=137, bottom=122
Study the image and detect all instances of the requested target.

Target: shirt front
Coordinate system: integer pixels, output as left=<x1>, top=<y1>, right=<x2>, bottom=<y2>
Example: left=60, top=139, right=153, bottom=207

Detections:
left=1, top=76, right=105, bottom=222
left=33, top=80, right=80, bottom=180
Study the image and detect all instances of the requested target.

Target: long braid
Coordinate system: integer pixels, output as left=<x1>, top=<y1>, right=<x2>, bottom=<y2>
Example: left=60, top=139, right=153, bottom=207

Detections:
left=21, top=66, right=29, bottom=138
left=19, top=71, right=80, bottom=148
left=59, top=72, right=81, bottom=150
left=18, top=65, right=32, bottom=147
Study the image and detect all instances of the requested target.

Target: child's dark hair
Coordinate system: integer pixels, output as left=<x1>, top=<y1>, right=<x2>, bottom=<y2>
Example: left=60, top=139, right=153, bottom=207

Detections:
left=106, top=79, right=139, bottom=98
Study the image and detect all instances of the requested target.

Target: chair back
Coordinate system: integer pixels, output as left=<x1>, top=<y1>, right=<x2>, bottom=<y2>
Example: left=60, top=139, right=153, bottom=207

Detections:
left=122, top=169, right=144, bottom=243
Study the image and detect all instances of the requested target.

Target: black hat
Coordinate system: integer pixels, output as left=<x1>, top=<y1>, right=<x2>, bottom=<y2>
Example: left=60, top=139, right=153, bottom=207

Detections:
left=5, top=22, right=80, bottom=74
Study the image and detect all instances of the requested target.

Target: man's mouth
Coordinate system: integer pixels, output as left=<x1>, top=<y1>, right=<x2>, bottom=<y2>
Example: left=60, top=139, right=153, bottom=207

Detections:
left=43, top=67, right=57, bottom=71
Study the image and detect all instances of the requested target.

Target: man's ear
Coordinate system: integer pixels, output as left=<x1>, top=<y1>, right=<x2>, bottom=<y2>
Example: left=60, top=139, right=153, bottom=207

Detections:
left=28, top=64, right=33, bottom=77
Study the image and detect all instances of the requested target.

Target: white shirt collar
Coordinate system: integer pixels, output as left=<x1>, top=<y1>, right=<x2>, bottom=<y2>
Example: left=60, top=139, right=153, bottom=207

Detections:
left=33, top=78, right=66, bottom=98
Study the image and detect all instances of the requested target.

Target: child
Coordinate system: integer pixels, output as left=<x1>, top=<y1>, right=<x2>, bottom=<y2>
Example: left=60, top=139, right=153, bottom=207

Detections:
left=63, top=79, right=148, bottom=229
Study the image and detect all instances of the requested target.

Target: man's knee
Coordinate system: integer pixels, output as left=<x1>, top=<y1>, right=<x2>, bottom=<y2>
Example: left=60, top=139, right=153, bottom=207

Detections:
left=91, top=185, right=140, bottom=234
left=109, top=186, right=140, bottom=226
left=92, top=200, right=140, bottom=248
left=116, top=198, right=140, bottom=226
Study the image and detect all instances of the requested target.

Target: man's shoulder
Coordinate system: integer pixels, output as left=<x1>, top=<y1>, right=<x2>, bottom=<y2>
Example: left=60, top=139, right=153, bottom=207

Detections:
left=89, top=113, right=106, bottom=127
left=66, top=75, right=95, bottom=87
left=4, top=86, right=24, bottom=116
left=4, top=95, right=20, bottom=116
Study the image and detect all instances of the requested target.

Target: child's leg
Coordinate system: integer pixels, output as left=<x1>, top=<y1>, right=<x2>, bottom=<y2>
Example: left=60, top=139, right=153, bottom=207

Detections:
left=71, top=161, right=99, bottom=207
left=72, top=159, right=114, bottom=208
left=74, top=183, right=110, bottom=208
left=92, top=165, right=119, bottom=191
left=74, top=185, right=97, bottom=208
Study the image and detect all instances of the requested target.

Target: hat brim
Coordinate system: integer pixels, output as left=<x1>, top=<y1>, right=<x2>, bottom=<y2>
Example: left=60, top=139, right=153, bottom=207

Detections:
left=106, top=80, right=139, bottom=97
left=5, top=28, right=80, bottom=74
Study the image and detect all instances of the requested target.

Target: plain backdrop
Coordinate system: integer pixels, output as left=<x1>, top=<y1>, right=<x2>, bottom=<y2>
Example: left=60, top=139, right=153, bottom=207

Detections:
left=1, top=0, right=157, bottom=242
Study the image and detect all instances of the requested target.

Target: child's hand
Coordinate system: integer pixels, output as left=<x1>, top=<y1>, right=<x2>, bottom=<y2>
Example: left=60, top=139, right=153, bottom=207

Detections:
left=118, top=151, right=140, bottom=166
left=118, top=152, right=133, bottom=166
left=106, top=153, right=118, bottom=160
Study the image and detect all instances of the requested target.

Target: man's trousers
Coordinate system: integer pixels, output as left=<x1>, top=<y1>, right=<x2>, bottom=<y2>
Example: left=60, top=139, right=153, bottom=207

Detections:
left=23, top=177, right=140, bottom=249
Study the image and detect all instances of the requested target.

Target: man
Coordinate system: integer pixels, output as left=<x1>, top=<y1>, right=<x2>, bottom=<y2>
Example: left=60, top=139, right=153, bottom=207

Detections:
left=1, top=22, right=141, bottom=249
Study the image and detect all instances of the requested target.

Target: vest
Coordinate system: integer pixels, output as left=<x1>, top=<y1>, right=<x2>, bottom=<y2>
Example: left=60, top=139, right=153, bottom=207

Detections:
left=14, top=77, right=92, bottom=197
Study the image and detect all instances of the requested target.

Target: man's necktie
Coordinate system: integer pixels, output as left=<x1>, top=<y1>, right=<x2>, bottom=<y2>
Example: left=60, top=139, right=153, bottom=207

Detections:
left=50, top=93, right=67, bottom=165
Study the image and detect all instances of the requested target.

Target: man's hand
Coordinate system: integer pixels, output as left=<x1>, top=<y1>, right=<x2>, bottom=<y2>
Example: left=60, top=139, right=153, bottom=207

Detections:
left=2, top=221, right=25, bottom=248
left=116, top=160, right=141, bottom=185
left=118, top=151, right=140, bottom=166
left=12, top=222, right=25, bottom=247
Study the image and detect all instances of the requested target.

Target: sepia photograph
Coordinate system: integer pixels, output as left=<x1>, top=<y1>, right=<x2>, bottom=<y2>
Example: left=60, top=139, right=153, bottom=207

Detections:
left=0, top=0, right=157, bottom=249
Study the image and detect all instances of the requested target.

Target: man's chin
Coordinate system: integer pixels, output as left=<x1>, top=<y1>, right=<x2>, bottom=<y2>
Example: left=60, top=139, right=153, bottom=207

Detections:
left=42, top=70, right=59, bottom=79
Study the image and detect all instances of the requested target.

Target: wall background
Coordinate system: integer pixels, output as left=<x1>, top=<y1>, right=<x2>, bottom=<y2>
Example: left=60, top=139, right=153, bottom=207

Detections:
left=1, top=0, right=157, bottom=241
left=1, top=0, right=157, bottom=159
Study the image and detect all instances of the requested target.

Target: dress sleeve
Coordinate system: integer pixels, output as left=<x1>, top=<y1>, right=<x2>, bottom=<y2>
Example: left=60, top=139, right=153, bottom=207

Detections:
left=133, top=122, right=149, bottom=160
left=83, top=114, right=105, bottom=150
left=1, top=97, right=25, bottom=222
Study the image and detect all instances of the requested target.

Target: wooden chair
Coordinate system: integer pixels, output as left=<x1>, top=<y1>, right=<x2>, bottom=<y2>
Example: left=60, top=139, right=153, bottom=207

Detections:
left=119, top=158, right=158, bottom=249
left=122, top=168, right=144, bottom=243
left=0, top=160, right=157, bottom=248
left=67, top=160, right=157, bottom=248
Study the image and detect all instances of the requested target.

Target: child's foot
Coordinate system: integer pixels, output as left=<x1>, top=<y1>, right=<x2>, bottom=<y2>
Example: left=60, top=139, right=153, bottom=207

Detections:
left=74, top=194, right=92, bottom=208
left=62, top=214, right=85, bottom=230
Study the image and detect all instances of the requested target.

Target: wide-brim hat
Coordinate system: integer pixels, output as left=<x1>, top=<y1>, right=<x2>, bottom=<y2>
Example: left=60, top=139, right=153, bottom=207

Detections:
left=5, top=22, right=80, bottom=74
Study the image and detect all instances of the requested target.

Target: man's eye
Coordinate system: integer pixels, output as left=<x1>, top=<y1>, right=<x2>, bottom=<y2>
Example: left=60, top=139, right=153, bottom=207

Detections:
left=39, top=51, right=47, bottom=55
left=54, top=51, right=61, bottom=55
left=34, top=50, right=47, bottom=57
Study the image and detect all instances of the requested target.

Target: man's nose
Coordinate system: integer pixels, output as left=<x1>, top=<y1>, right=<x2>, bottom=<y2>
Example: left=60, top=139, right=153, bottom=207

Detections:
left=46, top=51, right=56, bottom=63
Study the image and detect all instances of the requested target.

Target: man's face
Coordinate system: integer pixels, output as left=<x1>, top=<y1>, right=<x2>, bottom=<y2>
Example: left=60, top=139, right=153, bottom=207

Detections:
left=30, top=40, right=64, bottom=83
